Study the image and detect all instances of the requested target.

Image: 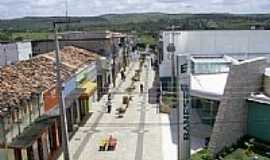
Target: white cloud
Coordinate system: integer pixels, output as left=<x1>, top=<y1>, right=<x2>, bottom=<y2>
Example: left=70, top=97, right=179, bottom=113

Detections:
left=0, top=0, right=269, bottom=19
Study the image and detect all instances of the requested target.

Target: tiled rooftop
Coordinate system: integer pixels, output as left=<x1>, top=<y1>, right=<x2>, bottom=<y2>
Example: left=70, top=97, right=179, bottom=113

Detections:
left=43, top=46, right=98, bottom=69
left=0, top=46, right=98, bottom=115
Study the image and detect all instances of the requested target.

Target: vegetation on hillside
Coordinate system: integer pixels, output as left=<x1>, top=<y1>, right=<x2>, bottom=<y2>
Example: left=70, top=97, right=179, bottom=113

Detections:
left=1, top=13, right=270, bottom=41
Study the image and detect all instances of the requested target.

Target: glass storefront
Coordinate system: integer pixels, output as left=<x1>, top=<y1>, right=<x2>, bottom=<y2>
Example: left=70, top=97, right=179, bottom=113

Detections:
left=192, top=62, right=230, bottom=74
left=192, top=97, right=219, bottom=126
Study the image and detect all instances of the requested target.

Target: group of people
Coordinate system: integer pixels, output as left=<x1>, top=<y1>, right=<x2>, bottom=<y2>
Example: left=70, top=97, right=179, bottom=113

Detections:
left=106, top=67, right=145, bottom=113
left=106, top=83, right=144, bottom=113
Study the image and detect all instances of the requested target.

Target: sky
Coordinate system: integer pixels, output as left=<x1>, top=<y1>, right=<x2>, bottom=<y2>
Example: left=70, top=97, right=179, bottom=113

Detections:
left=1, top=0, right=270, bottom=19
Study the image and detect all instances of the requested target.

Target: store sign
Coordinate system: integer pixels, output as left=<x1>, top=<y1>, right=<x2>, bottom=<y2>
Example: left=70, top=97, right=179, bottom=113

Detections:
left=43, top=87, right=58, bottom=112
left=63, top=76, right=76, bottom=98
left=177, top=55, right=191, bottom=160
left=181, top=84, right=190, bottom=140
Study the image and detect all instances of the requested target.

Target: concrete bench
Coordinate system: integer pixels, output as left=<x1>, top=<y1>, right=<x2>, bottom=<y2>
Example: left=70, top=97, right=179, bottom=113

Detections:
left=108, top=136, right=117, bottom=151
left=99, top=139, right=108, bottom=151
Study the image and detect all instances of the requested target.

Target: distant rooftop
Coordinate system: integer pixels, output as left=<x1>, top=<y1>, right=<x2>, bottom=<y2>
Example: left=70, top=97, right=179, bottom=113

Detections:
left=53, top=31, right=127, bottom=40
left=162, top=30, right=270, bottom=57
left=41, top=46, right=98, bottom=69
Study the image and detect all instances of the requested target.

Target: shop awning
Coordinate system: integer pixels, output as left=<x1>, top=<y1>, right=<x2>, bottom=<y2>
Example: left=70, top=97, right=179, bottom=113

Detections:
left=191, top=73, right=228, bottom=101
left=64, top=88, right=85, bottom=107
left=80, top=81, right=97, bottom=97
left=9, top=115, right=58, bottom=149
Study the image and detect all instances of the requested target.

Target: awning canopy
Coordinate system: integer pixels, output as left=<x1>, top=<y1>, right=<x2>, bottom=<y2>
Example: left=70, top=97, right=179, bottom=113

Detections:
left=9, top=115, right=58, bottom=149
left=191, top=73, right=228, bottom=101
left=65, top=88, right=84, bottom=107
left=79, top=81, right=97, bottom=97
left=247, top=92, right=270, bottom=105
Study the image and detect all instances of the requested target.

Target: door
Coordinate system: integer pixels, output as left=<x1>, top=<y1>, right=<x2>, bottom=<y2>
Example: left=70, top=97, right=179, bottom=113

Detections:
left=66, top=108, right=73, bottom=133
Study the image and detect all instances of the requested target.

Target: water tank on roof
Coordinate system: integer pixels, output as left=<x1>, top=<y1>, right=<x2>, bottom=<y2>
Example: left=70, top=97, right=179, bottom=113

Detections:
left=264, top=68, right=270, bottom=96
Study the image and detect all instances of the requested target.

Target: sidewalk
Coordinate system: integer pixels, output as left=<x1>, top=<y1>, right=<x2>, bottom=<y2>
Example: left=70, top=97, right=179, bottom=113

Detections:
left=160, top=108, right=213, bottom=160
left=59, top=57, right=163, bottom=160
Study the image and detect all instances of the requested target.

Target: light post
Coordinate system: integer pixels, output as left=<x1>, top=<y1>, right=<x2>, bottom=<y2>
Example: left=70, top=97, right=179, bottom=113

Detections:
left=112, top=42, right=116, bottom=87
left=166, top=26, right=179, bottom=159
left=53, top=22, right=70, bottom=160
left=52, top=19, right=79, bottom=160
left=166, top=26, right=176, bottom=93
left=4, top=47, right=7, bottom=65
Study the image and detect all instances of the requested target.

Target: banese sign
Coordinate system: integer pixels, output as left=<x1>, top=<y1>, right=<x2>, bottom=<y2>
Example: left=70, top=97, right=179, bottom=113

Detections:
left=177, top=54, right=191, bottom=160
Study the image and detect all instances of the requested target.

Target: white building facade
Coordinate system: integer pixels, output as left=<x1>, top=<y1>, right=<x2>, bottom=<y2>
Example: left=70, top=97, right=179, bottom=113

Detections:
left=160, top=30, right=270, bottom=81
left=0, top=42, right=32, bottom=66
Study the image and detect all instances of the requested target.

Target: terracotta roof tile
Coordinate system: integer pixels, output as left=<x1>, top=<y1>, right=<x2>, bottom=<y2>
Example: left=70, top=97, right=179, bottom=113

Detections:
left=0, top=46, right=98, bottom=113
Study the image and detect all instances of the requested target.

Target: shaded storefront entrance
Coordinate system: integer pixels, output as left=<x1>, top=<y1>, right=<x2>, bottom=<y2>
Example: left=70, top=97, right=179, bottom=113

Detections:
left=79, top=81, right=97, bottom=121
left=64, top=89, right=83, bottom=135
left=8, top=116, right=60, bottom=160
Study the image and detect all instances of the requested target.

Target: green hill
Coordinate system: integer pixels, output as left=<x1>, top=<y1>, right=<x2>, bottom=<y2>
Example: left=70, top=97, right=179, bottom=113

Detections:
left=1, top=13, right=270, bottom=40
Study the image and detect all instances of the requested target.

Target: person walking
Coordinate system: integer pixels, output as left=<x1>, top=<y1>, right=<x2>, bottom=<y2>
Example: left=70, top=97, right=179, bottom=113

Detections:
left=107, top=93, right=112, bottom=113
left=140, top=84, right=144, bottom=94
left=121, top=70, right=125, bottom=81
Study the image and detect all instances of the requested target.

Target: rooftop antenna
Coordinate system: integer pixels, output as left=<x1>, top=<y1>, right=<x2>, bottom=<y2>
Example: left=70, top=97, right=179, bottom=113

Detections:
left=65, top=0, right=70, bottom=31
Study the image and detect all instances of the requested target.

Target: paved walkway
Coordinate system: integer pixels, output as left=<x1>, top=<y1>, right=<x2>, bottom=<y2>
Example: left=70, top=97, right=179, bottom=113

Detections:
left=61, top=56, right=163, bottom=160
left=160, top=108, right=213, bottom=160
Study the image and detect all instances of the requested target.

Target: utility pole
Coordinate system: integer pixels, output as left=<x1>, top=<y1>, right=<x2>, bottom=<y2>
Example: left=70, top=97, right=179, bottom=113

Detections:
left=166, top=26, right=178, bottom=159
left=112, top=41, right=116, bottom=87
left=4, top=47, right=7, bottom=65
left=166, top=26, right=176, bottom=93
left=53, top=22, right=71, bottom=160
left=126, top=37, right=130, bottom=66
left=171, top=26, right=176, bottom=94
left=123, top=38, right=127, bottom=71
left=166, top=25, right=176, bottom=93
left=65, top=0, right=70, bottom=31
left=53, top=20, right=79, bottom=160
left=171, top=26, right=181, bottom=160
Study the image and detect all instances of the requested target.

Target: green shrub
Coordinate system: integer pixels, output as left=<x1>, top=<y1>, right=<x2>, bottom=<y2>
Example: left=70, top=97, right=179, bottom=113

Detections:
left=202, top=153, right=213, bottom=160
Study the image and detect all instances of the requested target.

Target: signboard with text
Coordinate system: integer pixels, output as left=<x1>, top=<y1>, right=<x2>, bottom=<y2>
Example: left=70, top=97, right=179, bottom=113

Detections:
left=177, top=54, right=191, bottom=160
left=43, top=87, right=58, bottom=112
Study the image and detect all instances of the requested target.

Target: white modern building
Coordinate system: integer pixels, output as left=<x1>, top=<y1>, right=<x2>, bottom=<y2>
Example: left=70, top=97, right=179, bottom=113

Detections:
left=160, top=30, right=270, bottom=90
left=0, top=42, right=32, bottom=66
left=176, top=55, right=269, bottom=156
left=160, top=30, right=270, bottom=157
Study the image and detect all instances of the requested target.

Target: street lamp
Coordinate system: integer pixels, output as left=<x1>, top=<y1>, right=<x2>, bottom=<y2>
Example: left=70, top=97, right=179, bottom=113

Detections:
left=166, top=26, right=176, bottom=93
left=53, top=22, right=71, bottom=160
left=112, top=42, right=116, bottom=87
left=53, top=20, right=79, bottom=160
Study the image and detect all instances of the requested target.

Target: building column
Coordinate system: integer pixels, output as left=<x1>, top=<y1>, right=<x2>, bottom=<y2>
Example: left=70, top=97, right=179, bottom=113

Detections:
left=75, top=99, right=81, bottom=124
left=210, top=101, right=214, bottom=126
left=28, top=101, right=32, bottom=124
left=70, top=105, right=75, bottom=130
